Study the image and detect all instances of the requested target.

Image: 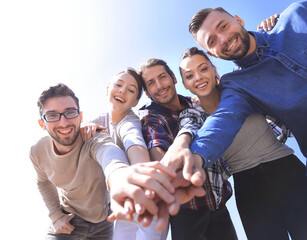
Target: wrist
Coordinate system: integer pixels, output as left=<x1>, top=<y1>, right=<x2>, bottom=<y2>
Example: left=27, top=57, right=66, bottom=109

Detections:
left=193, top=153, right=205, bottom=168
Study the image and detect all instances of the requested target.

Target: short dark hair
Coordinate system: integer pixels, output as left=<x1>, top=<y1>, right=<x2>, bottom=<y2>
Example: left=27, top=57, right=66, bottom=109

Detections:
left=37, top=83, right=79, bottom=117
left=138, top=58, right=175, bottom=90
left=115, top=67, right=143, bottom=99
left=189, top=7, right=230, bottom=38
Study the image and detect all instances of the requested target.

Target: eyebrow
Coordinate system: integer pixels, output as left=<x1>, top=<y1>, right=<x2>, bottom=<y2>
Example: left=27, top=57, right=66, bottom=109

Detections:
left=128, top=83, right=138, bottom=90
left=45, top=107, right=77, bottom=114
left=183, top=62, right=208, bottom=75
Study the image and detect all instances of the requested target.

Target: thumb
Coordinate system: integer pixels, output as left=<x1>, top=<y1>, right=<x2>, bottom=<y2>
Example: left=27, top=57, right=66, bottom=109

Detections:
left=67, top=213, right=75, bottom=221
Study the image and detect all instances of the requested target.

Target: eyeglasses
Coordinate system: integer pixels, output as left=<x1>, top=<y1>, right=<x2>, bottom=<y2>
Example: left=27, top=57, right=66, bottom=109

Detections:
left=42, top=109, right=80, bottom=122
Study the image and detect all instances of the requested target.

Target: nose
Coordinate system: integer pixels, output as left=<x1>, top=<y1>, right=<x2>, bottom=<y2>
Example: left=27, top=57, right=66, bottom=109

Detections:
left=194, top=72, right=202, bottom=82
left=155, top=80, right=162, bottom=90
left=218, top=33, right=229, bottom=49
left=58, top=114, right=70, bottom=125
left=119, top=87, right=126, bottom=94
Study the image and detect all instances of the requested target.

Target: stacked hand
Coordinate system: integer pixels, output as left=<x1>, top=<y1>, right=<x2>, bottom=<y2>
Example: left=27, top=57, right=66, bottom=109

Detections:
left=107, top=146, right=207, bottom=231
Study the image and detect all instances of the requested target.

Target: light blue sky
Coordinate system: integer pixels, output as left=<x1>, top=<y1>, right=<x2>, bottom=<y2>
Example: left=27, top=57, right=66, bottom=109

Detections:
left=0, top=1, right=301, bottom=239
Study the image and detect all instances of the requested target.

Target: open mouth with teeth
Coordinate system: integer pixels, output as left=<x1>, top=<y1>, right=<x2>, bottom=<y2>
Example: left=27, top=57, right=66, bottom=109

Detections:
left=196, top=83, right=208, bottom=89
left=224, top=35, right=239, bottom=53
left=57, top=128, right=73, bottom=136
left=156, top=87, right=169, bottom=97
left=114, top=96, right=125, bottom=103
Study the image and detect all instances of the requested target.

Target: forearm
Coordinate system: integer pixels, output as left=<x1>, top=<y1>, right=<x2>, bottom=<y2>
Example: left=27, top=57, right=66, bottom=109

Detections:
left=191, top=93, right=254, bottom=167
left=127, top=145, right=150, bottom=164
left=149, top=147, right=166, bottom=162
left=37, top=180, right=64, bottom=223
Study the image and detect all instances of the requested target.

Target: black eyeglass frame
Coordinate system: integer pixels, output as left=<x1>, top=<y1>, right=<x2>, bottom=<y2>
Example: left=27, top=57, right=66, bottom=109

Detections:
left=42, top=108, right=80, bottom=122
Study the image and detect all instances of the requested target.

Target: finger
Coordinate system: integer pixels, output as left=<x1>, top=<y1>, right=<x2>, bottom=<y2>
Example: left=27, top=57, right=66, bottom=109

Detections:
left=142, top=161, right=176, bottom=178
left=155, top=201, right=170, bottom=231
left=136, top=167, right=175, bottom=194
left=190, top=167, right=206, bottom=187
left=65, top=225, right=75, bottom=234
left=145, top=189, right=155, bottom=199
left=108, top=199, right=134, bottom=222
left=138, top=211, right=154, bottom=227
left=130, top=169, right=175, bottom=203
left=107, top=212, right=117, bottom=222
left=64, top=222, right=75, bottom=232
left=124, top=198, right=135, bottom=214
left=168, top=197, right=181, bottom=216
left=135, top=203, right=145, bottom=215
left=182, top=157, right=193, bottom=181
left=122, top=184, right=160, bottom=216
left=262, top=20, right=268, bottom=31
left=266, top=17, right=273, bottom=31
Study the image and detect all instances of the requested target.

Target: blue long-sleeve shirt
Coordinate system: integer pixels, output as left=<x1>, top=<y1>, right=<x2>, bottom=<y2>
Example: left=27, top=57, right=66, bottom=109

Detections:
left=190, top=1, right=307, bottom=167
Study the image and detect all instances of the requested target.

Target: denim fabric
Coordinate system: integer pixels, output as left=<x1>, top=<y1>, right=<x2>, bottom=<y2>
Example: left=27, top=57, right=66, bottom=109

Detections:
left=190, top=1, right=307, bottom=168
left=46, top=215, right=113, bottom=240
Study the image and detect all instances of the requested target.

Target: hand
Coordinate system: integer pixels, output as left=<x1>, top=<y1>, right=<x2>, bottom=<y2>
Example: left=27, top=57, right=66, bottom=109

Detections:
left=80, top=122, right=106, bottom=141
left=52, top=213, right=75, bottom=234
left=107, top=162, right=176, bottom=222
left=161, top=136, right=206, bottom=187
left=257, top=13, right=279, bottom=31
left=119, top=170, right=206, bottom=231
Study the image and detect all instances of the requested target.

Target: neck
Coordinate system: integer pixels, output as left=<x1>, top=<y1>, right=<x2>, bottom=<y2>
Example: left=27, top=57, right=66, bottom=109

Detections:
left=110, top=107, right=130, bottom=124
left=245, top=33, right=257, bottom=57
left=161, top=95, right=185, bottom=112
left=198, top=89, right=221, bottom=115
left=53, top=136, right=79, bottom=155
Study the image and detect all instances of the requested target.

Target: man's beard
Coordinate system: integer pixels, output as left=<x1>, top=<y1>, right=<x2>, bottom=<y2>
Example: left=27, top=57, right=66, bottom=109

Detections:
left=221, top=27, right=250, bottom=60
left=48, top=126, right=80, bottom=147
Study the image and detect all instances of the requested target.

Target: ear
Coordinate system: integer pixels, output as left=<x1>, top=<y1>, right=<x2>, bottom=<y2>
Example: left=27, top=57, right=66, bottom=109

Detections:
left=106, top=85, right=109, bottom=96
left=172, top=74, right=177, bottom=84
left=207, top=51, right=217, bottom=58
left=182, top=79, right=188, bottom=90
left=144, top=89, right=151, bottom=98
left=234, top=15, right=245, bottom=27
left=38, top=119, right=46, bottom=130
left=132, top=99, right=139, bottom=108
left=79, top=111, right=83, bottom=123
left=212, top=65, right=220, bottom=85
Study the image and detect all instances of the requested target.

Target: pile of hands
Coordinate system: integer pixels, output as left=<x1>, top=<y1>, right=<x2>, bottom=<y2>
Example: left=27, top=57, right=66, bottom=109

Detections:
left=106, top=146, right=207, bottom=232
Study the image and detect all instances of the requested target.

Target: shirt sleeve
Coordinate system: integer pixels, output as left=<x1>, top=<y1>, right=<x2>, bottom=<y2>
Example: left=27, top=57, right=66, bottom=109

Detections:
left=29, top=150, right=65, bottom=223
left=177, top=104, right=209, bottom=139
left=190, top=88, right=255, bottom=167
left=118, top=113, right=147, bottom=151
left=141, top=114, right=174, bottom=151
left=91, top=132, right=129, bottom=185
left=265, top=115, right=293, bottom=143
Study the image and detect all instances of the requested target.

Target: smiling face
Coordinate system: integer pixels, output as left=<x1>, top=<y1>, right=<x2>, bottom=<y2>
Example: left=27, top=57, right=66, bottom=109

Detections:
left=38, top=96, right=82, bottom=154
left=195, top=11, right=251, bottom=60
left=180, top=54, right=218, bottom=98
left=107, top=72, right=140, bottom=113
left=141, top=65, right=178, bottom=107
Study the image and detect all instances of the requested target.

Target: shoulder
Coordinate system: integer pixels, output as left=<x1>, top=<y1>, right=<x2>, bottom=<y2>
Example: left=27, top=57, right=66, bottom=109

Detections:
left=30, top=136, right=50, bottom=154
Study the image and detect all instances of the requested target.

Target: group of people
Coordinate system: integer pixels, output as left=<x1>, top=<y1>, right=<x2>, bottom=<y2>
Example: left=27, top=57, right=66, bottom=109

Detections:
left=30, top=1, right=307, bottom=240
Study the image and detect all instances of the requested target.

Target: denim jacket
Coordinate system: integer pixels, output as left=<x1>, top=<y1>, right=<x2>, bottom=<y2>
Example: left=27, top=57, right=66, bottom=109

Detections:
left=190, top=1, right=307, bottom=167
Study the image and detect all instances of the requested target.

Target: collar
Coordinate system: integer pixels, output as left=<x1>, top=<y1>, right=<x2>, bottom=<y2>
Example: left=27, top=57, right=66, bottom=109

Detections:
left=139, top=95, right=192, bottom=115
left=233, top=31, right=270, bottom=70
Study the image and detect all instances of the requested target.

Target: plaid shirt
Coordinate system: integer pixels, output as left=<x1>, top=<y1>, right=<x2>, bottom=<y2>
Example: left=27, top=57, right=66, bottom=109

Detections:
left=139, top=95, right=232, bottom=211
left=177, top=102, right=292, bottom=208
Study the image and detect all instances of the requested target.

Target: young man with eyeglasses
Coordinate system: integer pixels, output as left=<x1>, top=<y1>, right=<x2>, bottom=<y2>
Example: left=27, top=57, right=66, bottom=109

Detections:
left=30, top=83, right=177, bottom=239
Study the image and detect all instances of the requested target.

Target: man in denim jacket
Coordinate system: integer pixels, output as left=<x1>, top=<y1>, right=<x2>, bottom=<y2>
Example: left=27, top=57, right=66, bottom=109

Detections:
left=187, top=1, right=307, bottom=172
